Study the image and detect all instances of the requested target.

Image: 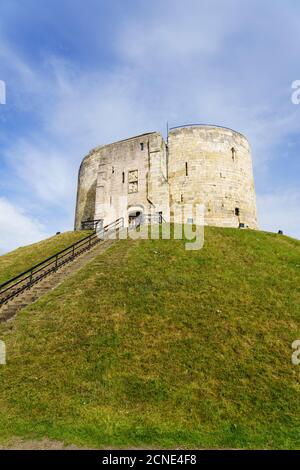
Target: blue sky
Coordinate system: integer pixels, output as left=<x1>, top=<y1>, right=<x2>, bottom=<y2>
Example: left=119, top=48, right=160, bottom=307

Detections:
left=0, top=0, right=300, bottom=253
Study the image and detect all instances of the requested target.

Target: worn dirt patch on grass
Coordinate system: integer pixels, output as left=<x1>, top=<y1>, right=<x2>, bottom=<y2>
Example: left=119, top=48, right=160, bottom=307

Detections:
left=0, top=438, right=88, bottom=450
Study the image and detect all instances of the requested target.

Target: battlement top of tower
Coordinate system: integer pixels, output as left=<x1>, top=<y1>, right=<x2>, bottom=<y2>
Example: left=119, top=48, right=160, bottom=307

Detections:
left=80, top=131, right=162, bottom=166
left=168, top=123, right=249, bottom=142
left=88, top=131, right=158, bottom=153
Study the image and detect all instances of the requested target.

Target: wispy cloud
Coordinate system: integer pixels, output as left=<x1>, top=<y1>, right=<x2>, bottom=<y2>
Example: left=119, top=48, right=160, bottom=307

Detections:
left=4, top=138, right=74, bottom=205
left=0, top=198, right=50, bottom=254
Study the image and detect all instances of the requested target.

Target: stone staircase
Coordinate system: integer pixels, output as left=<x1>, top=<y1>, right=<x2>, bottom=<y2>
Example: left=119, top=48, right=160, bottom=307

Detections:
left=0, top=237, right=116, bottom=323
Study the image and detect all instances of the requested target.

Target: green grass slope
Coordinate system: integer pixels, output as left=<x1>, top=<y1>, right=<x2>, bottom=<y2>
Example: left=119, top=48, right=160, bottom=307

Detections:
left=0, top=231, right=92, bottom=284
left=0, top=226, right=299, bottom=449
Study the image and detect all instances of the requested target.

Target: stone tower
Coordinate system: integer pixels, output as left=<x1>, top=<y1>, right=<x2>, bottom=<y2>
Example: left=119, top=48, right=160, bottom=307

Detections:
left=75, top=124, right=258, bottom=230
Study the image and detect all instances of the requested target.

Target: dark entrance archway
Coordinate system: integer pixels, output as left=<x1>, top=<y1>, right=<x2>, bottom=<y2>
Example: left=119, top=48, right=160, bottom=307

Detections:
left=128, top=210, right=143, bottom=228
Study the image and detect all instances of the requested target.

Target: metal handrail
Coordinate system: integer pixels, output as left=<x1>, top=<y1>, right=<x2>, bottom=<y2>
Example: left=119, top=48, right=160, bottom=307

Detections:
left=81, top=219, right=103, bottom=230
left=0, top=217, right=124, bottom=306
left=141, top=213, right=165, bottom=224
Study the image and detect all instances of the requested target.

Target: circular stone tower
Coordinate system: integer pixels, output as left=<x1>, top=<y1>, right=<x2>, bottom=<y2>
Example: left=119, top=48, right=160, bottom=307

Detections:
left=168, top=125, right=258, bottom=229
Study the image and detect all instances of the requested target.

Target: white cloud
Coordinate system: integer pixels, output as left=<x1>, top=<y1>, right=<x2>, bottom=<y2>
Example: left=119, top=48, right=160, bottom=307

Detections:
left=4, top=138, right=74, bottom=205
left=118, top=1, right=240, bottom=64
left=0, top=198, right=50, bottom=254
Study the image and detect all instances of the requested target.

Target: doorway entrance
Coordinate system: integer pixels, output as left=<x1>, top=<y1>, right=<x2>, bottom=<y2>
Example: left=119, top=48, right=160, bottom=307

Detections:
left=128, top=210, right=142, bottom=228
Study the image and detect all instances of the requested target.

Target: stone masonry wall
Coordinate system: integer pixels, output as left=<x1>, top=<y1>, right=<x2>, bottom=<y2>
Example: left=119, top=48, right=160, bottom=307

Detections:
left=75, top=132, right=169, bottom=229
left=168, top=126, right=258, bottom=229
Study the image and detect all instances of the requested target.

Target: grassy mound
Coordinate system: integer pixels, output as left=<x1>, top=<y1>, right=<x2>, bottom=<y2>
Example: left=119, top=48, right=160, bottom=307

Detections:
left=0, top=226, right=299, bottom=449
left=0, top=231, right=92, bottom=284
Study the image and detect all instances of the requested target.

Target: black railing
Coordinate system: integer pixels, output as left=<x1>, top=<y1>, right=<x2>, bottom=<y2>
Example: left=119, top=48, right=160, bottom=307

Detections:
left=128, top=213, right=166, bottom=230
left=141, top=213, right=166, bottom=224
left=81, top=219, right=103, bottom=230
left=0, top=217, right=124, bottom=307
